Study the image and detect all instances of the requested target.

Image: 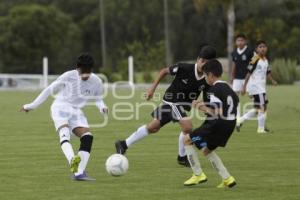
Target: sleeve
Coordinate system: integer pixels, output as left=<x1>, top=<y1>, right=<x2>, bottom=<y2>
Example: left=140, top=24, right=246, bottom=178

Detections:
left=247, top=55, right=260, bottom=74
left=209, top=94, right=222, bottom=108
left=94, top=78, right=107, bottom=113
left=23, top=72, right=69, bottom=110
left=169, top=63, right=184, bottom=76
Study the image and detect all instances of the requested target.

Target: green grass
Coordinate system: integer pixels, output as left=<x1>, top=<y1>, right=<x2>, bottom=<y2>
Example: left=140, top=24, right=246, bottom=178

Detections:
left=0, top=85, right=300, bottom=200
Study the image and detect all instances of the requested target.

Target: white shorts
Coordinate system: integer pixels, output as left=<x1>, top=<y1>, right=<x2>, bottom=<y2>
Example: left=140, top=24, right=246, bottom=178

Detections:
left=51, top=103, right=89, bottom=131
left=232, top=79, right=245, bottom=92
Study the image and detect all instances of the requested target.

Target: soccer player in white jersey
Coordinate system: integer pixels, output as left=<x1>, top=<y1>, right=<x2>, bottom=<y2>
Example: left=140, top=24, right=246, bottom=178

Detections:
left=237, top=41, right=277, bottom=133
left=20, top=53, right=108, bottom=181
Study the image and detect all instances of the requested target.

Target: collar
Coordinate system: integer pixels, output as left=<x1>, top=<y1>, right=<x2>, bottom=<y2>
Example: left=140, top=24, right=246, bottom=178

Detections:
left=237, top=45, right=247, bottom=55
left=195, top=64, right=204, bottom=80
left=213, top=80, right=226, bottom=86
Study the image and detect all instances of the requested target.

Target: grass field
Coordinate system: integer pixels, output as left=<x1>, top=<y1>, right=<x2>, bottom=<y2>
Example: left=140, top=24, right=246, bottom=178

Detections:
left=0, top=85, right=300, bottom=200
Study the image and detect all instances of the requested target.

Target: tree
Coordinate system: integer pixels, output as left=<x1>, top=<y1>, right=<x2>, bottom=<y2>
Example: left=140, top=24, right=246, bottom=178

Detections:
left=0, top=4, right=81, bottom=74
left=193, top=0, right=235, bottom=79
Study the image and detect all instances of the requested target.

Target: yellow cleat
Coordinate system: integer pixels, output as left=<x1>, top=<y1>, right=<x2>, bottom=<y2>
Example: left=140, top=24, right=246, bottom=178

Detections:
left=184, top=173, right=207, bottom=186
left=70, top=155, right=81, bottom=173
left=217, top=176, right=237, bottom=188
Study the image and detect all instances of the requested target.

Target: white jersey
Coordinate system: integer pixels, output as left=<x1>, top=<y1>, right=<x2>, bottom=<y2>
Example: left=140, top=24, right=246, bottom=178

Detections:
left=24, top=70, right=106, bottom=111
left=246, top=56, right=270, bottom=95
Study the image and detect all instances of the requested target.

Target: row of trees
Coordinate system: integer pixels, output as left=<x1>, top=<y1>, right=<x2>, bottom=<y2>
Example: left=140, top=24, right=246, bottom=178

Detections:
left=0, top=0, right=299, bottom=78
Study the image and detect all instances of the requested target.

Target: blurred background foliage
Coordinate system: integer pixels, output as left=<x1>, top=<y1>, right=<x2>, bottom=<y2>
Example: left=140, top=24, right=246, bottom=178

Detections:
left=0, top=0, right=299, bottom=83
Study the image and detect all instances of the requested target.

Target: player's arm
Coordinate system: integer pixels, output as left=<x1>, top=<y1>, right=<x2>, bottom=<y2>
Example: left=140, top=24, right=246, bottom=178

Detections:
left=241, top=72, right=251, bottom=96
left=145, top=67, right=170, bottom=100
left=20, top=73, right=66, bottom=113
left=95, top=79, right=108, bottom=115
left=192, top=100, right=222, bottom=117
left=20, top=82, right=58, bottom=112
left=267, top=67, right=277, bottom=85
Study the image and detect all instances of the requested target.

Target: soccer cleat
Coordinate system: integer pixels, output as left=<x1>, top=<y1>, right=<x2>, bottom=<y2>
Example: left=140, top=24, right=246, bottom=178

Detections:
left=217, top=176, right=237, bottom=188
left=177, top=155, right=191, bottom=167
left=70, top=155, right=81, bottom=173
left=72, top=171, right=96, bottom=181
left=184, top=173, right=208, bottom=186
left=115, top=140, right=128, bottom=154
left=236, top=118, right=243, bottom=133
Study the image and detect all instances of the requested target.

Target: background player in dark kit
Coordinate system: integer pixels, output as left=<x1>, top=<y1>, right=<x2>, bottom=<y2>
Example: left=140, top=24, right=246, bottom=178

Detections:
left=231, top=34, right=254, bottom=118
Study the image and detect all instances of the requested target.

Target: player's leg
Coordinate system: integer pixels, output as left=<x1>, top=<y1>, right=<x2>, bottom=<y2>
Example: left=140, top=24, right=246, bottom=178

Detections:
left=236, top=95, right=258, bottom=132
left=50, top=104, right=77, bottom=171
left=115, top=104, right=172, bottom=154
left=257, top=93, right=269, bottom=133
left=177, top=117, right=193, bottom=167
left=73, top=127, right=93, bottom=174
left=115, top=118, right=161, bottom=154
left=232, top=79, right=244, bottom=119
left=183, top=128, right=208, bottom=186
left=202, top=147, right=236, bottom=188
left=57, top=124, right=76, bottom=166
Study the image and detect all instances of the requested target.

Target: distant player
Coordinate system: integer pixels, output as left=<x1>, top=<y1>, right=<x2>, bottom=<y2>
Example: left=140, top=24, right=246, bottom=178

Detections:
left=115, top=46, right=216, bottom=167
left=237, top=40, right=277, bottom=133
left=231, top=34, right=254, bottom=118
left=183, top=59, right=238, bottom=188
left=20, top=53, right=108, bottom=181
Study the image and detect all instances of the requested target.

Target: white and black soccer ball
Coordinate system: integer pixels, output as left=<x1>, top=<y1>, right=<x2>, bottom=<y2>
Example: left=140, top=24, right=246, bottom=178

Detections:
left=105, top=154, right=129, bottom=176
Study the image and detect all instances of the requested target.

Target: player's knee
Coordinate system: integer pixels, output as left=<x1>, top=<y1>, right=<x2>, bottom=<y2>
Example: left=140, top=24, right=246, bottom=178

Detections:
left=147, top=126, right=160, bottom=134
left=182, top=126, right=192, bottom=134
left=79, top=132, right=93, bottom=153
left=58, top=127, right=71, bottom=145
left=146, top=122, right=161, bottom=134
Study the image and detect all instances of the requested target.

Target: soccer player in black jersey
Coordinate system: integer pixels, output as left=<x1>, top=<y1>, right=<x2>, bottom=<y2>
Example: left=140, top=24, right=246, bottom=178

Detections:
left=183, top=59, right=238, bottom=188
left=115, top=46, right=216, bottom=166
left=231, top=34, right=254, bottom=118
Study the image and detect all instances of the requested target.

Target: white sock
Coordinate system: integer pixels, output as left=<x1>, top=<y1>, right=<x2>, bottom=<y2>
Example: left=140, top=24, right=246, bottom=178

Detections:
left=240, top=109, right=257, bottom=124
left=59, top=127, right=74, bottom=164
left=61, top=142, right=75, bottom=164
left=185, top=145, right=202, bottom=176
left=206, top=151, right=230, bottom=180
left=75, top=151, right=90, bottom=176
left=257, top=111, right=266, bottom=129
left=178, top=132, right=186, bottom=157
left=125, top=125, right=149, bottom=147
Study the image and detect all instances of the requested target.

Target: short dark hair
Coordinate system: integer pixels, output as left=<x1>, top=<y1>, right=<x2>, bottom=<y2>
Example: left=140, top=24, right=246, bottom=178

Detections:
left=203, top=59, right=223, bottom=78
left=235, top=33, right=247, bottom=40
left=255, top=40, right=267, bottom=48
left=198, top=45, right=217, bottom=60
left=76, top=53, right=94, bottom=73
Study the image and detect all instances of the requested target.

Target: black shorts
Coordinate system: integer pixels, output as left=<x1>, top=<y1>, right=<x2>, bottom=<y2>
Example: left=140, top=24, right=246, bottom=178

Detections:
left=151, top=102, right=187, bottom=127
left=252, top=93, right=268, bottom=109
left=189, top=119, right=236, bottom=150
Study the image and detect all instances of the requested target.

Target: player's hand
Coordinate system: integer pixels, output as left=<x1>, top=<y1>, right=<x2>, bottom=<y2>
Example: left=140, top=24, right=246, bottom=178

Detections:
left=101, top=107, right=109, bottom=115
left=20, top=106, right=30, bottom=113
left=145, top=88, right=155, bottom=101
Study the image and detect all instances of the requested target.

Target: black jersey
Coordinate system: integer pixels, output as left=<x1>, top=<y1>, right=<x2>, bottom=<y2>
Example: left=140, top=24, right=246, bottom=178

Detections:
left=208, top=81, right=239, bottom=121
left=231, top=46, right=253, bottom=79
left=163, top=63, right=210, bottom=111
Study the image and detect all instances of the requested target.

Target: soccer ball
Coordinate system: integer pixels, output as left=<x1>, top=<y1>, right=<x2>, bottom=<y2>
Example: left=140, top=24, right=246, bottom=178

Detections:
left=105, top=154, right=129, bottom=176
